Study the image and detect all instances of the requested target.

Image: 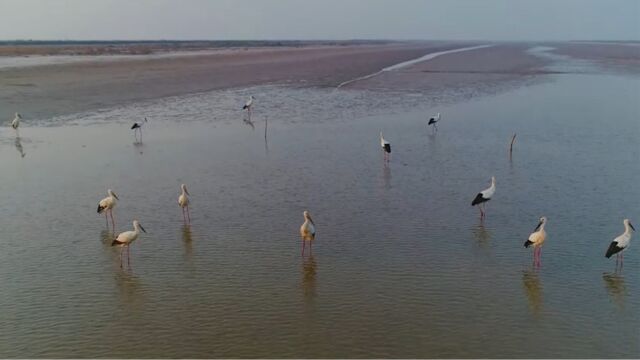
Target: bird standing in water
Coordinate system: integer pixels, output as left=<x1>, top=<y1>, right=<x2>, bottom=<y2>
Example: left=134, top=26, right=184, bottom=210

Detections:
left=471, top=176, right=496, bottom=219
left=380, top=131, right=391, bottom=162
left=97, top=189, right=119, bottom=230
left=605, top=219, right=635, bottom=270
left=428, top=112, right=440, bottom=132
left=242, top=96, right=255, bottom=118
left=178, top=183, right=191, bottom=224
left=300, top=211, right=316, bottom=256
left=112, top=220, right=147, bottom=268
left=524, top=216, right=547, bottom=267
left=11, top=112, right=21, bottom=131
left=131, top=117, right=148, bottom=143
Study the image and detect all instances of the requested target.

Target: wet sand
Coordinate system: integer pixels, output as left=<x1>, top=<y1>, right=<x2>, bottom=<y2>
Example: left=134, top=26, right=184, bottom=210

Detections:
left=343, top=43, right=551, bottom=93
left=3, top=41, right=637, bottom=124
left=0, top=42, right=474, bottom=121
left=550, top=42, right=640, bottom=73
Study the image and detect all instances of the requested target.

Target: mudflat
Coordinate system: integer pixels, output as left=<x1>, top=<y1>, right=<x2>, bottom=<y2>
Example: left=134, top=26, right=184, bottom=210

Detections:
left=0, top=42, right=474, bottom=120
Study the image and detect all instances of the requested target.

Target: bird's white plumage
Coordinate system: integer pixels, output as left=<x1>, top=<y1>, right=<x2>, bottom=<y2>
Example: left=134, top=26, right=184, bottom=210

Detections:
left=114, top=220, right=145, bottom=245
left=244, top=96, right=254, bottom=108
left=178, top=184, right=190, bottom=208
left=380, top=132, right=389, bottom=148
left=612, top=219, right=634, bottom=250
left=11, top=112, right=21, bottom=129
left=300, top=211, right=316, bottom=241
left=480, top=176, right=496, bottom=199
left=528, top=217, right=547, bottom=248
left=98, top=189, right=118, bottom=213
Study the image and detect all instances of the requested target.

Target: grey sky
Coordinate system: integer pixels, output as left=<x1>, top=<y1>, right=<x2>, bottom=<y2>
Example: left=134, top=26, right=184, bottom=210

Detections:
left=0, top=0, right=638, bottom=41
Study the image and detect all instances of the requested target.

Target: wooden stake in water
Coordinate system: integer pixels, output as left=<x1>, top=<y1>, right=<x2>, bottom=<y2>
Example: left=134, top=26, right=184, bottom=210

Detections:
left=264, top=116, right=268, bottom=140
left=509, top=133, right=517, bottom=155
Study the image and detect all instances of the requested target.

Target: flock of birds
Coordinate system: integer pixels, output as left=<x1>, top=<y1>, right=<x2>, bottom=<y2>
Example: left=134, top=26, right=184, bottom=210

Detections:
left=7, top=96, right=635, bottom=270
left=380, top=110, right=633, bottom=270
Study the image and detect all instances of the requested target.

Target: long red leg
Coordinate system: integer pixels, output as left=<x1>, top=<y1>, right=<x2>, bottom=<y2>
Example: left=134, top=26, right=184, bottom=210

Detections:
left=110, top=209, right=115, bottom=231
left=301, top=240, right=305, bottom=256
left=186, top=205, right=191, bottom=224
left=127, top=246, right=131, bottom=268
left=120, top=247, right=124, bottom=268
left=182, top=207, right=186, bottom=223
left=537, top=248, right=542, bottom=266
left=105, top=213, right=109, bottom=227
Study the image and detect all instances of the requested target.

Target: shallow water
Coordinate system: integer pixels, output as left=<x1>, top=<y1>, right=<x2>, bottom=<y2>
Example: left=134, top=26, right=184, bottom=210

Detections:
left=0, top=72, right=639, bottom=357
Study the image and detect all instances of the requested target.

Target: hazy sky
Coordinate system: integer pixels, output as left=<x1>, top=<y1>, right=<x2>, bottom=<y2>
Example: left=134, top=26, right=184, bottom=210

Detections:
left=0, top=0, right=638, bottom=41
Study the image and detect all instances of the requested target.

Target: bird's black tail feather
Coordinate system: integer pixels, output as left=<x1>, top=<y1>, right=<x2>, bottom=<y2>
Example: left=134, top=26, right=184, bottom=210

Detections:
left=471, top=193, right=485, bottom=206
left=111, top=239, right=122, bottom=246
left=97, top=204, right=105, bottom=214
left=605, top=242, right=622, bottom=258
left=242, top=105, right=249, bottom=110
left=524, top=240, right=533, bottom=248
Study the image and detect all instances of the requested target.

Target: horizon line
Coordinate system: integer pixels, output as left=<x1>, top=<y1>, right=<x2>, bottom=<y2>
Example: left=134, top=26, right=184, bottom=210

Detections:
left=1, top=38, right=639, bottom=43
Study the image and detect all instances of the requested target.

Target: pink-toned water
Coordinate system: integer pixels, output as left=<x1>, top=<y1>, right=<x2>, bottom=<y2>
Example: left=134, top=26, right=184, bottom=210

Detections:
left=0, top=58, right=638, bottom=357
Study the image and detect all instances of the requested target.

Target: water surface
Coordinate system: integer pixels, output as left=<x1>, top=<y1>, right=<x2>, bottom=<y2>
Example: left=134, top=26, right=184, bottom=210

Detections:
left=0, top=72, right=638, bottom=357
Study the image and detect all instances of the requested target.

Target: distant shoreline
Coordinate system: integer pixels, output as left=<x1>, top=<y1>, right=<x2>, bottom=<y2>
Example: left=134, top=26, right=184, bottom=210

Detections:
left=0, top=41, right=637, bottom=124
left=0, top=39, right=401, bottom=57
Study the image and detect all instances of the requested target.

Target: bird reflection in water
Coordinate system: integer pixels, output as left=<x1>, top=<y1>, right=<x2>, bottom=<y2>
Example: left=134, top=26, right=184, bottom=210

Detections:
left=242, top=115, right=255, bottom=130
left=263, top=116, right=269, bottom=155
left=522, top=270, right=543, bottom=317
left=100, top=229, right=116, bottom=245
left=114, top=271, right=144, bottom=307
left=472, top=223, right=492, bottom=247
left=302, top=255, right=317, bottom=303
left=383, top=163, right=392, bottom=190
left=182, top=224, right=193, bottom=260
left=14, top=136, right=26, bottom=158
left=602, top=272, right=626, bottom=310
left=133, top=141, right=144, bottom=155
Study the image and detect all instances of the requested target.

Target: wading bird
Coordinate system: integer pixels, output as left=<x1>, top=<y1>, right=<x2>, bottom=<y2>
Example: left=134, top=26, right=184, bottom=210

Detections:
left=428, top=112, right=440, bottom=132
left=300, top=211, right=316, bottom=256
left=524, top=216, right=547, bottom=266
left=380, top=131, right=391, bottom=162
left=97, top=189, right=119, bottom=229
left=605, top=219, right=635, bottom=269
left=178, top=183, right=191, bottom=224
left=111, top=220, right=147, bottom=268
left=11, top=112, right=21, bottom=130
left=471, top=176, right=496, bottom=219
left=131, top=117, right=147, bottom=142
left=242, top=96, right=255, bottom=115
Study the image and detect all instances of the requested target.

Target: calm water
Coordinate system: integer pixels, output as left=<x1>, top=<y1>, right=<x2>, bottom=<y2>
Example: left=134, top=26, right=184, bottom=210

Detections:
left=0, top=72, right=639, bottom=357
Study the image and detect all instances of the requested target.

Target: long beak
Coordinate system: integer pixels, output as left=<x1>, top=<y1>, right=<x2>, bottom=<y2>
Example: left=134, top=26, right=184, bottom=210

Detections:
left=308, top=216, right=315, bottom=226
left=185, top=188, right=190, bottom=196
left=534, top=221, right=543, bottom=231
left=113, top=193, right=119, bottom=200
left=630, top=222, right=636, bottom=231
left=139, top=224, right=147, bottom=233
